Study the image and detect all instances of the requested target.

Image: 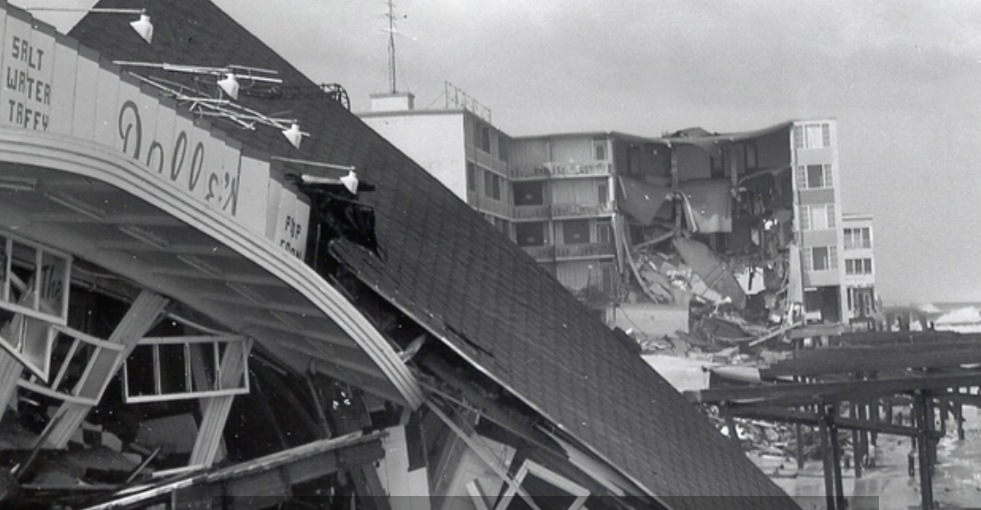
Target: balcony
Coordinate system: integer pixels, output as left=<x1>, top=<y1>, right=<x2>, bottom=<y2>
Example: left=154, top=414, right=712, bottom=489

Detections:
left=512, top=204, right=550, bottom=221
left=511, top=161, right=612, bottom=181
left=555, top=242, right=615, bottom=260
left=551, top=202, right=613, bottom=219
left=521, top=245, right=555, bottom=261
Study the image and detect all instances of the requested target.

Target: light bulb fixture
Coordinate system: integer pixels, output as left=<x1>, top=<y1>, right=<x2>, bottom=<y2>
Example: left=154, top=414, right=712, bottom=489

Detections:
left=129, top=13, right=153, bottom=44
left=25, top=7, right=153, bottom=44
left=339, top=170, right=359, bottom=195
left=281, top=123, right=303, bottom=149
left=217, top=73, right=240, bottom=100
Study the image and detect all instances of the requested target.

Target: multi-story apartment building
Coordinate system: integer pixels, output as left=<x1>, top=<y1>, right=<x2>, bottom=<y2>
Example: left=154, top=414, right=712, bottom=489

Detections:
left=842, top=213, right=876, bottom=323
left=363, top=96, right=852, bottom=330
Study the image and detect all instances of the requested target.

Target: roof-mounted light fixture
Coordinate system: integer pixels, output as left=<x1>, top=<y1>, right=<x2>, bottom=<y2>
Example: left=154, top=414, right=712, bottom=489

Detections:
left=113, top=62, right=282, bottom=100
left=272, top=156, right=360, bottom=195
left=124, top=72, right=306, bottom=148
left=25, top=7, right=153, bottom=43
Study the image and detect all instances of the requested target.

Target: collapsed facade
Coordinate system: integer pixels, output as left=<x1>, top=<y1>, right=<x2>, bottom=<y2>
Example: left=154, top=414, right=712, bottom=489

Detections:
left=0, top=1, right=801, bottom=509
left=364, top=93, right=861, bottom=349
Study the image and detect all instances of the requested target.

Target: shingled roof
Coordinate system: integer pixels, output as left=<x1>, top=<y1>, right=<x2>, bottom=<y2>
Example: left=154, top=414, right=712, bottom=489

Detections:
left=71, top=2, right=800, bottom=508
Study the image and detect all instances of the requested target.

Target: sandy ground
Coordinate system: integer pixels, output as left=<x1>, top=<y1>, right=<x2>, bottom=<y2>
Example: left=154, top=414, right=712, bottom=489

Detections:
left=750, top=406, right=981, bottom=509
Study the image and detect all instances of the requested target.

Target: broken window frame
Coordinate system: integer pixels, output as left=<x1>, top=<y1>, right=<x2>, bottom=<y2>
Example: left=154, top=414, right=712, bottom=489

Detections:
left=494, top=459, right=590, bottom=510
left=123, top=335, right=251, bottom=403
left=0, top=231, right=71, bottom=381
left=17, top=325, right=127, bottom=405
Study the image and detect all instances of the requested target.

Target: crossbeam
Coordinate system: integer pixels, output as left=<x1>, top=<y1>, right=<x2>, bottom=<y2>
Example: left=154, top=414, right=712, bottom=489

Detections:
left=763, top=346, right=981, bottom=378
left=686, top=372, right=981, bottom=406
left=728, top=405, right=943, bottom=439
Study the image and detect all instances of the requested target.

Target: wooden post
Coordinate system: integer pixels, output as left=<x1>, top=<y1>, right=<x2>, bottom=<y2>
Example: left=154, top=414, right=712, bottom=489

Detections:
left=796, top=422, right=805, bottom=470
left=820, top=405, right=836, bottom=510
left=0, top=349, right=23, bottom=422
left=189, top=339, right=252, bottom=467
left=956, top=402, right=965, bottom=441
left=829, top=404, right=846, bottom=510
left=915, top=392, right=934, bottom=510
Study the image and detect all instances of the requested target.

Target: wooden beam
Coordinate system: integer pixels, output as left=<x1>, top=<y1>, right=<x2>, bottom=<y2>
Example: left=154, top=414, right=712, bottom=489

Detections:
left=190, top=339, right=253, bottom=467
left=728, top=405, right=943, bottom=439
left=686, top=372, right=981, bottom=407
left=763, top=347, right=981, bottom=378
left=41, top=290, right=169, bottom=448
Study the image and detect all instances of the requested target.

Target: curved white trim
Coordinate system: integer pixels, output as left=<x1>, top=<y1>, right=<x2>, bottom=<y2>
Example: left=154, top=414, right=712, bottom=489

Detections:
left=0, top=126, right=424, bottom=407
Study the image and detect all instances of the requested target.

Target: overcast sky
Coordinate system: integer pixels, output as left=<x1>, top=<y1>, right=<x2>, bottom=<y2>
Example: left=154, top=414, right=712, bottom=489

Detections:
left=24, top=0, right=981, bottom=304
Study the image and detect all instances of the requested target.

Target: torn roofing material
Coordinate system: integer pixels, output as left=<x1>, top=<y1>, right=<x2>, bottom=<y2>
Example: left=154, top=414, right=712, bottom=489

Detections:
left=71, top=1, right=799, bottom=507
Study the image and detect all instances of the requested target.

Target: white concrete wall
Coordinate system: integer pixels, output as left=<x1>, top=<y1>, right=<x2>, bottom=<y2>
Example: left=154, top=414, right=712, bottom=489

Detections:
left=362, top=113, right=468, bottom=201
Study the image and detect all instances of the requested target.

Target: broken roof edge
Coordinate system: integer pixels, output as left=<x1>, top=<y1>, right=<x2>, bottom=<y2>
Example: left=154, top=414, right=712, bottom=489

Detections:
left=328, top=244, right=663, bottom=502
left=657, top=121, right=794, bottom=146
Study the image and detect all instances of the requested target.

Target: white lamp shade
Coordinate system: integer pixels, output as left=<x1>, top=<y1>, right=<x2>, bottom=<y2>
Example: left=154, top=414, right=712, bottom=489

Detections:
left=281, top=123, right=302, bottom=149
left=130, top=14, right=153, bottom=44
left=218, top=73, right=240, bottom=99
left=340, top=170, right=359, bottom=194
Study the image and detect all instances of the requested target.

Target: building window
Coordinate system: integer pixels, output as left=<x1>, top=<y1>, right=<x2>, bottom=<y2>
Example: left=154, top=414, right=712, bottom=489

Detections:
left=594, top=138, right=607, bottom=161
left=597, top=182, right=608, bottom=205
left=562, top=220, right=590, bottom=245
left=846, top=258, right=873, bottom=275
left=799, top=204, right=836, bottom=230
left=794, top=123, right=831, bottom=149
left=479, top=125, right=491, bottom=153
left=805, top=246, right=838, bottom=271
left=515, top=222, right=546, bottom=247
left=497, top=136, right=508, bottom=162
left=466, top=163, right=476, bottom=192
left=796, top=164, right=833, bottom=189
left=596, top=220, right=612, bottom=244
left=483, top=170, right=502, bottom=201
left=844, top=227, right=871, bottom=249
left=513, top=182, right=544, bottom=206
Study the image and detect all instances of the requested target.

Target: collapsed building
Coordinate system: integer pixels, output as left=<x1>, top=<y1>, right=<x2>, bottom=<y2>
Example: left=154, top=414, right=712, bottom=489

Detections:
left=0, top=0, right=803, bottom=509
left=614, top=122, right=846, bottom=351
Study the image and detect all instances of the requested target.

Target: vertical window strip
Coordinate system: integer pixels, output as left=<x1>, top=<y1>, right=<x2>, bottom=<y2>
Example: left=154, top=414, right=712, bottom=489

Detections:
left=800, top=206, right=811, bottom=230
left=829, top=246, right=838, bottom=269
left=822, top=124, right=831, bottom=147
left=827, top=204, right=836, bottom=228
left=824, top=164, right=834, bottom=187
left=793, top=126, right=803, bottom=149
left=804, top=248, right=814, bottom=271
left=796, top=166, right=806, bottom=189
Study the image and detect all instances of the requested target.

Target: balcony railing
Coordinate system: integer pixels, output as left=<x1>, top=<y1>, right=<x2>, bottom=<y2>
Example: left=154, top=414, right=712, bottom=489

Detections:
left=511, top=161, right=612, bottom=180
left=512, top=204, right=550, bottom=220
left=521, top=245, right=555, bottom=261
left=551, top=202, right=613, bottom=219
left=555, top=242, right=615, bottom=260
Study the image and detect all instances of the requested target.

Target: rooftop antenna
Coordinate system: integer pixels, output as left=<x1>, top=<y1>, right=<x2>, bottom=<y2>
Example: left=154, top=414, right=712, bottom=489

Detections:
left=385, top=0, right=397, bottom=93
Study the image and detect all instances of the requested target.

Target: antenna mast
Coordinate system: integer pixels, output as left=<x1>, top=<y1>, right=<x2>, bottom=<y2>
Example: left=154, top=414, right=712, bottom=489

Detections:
left=386, top=0, right=397, bottom=93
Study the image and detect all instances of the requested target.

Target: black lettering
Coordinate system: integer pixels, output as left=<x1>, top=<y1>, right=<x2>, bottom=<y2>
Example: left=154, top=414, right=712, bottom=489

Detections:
left=33, top=48, right=43, bottom=71
left=5, top=67, right=15, bottom=90
left=7, top=100, right=14, bottom=122
left=117, top=101, right=143, bottom=159
left=146, top=142, right=165, bottom=173
left=17, top=70, right=25, bottom=93
left=43, top=84, right=50, bottom=105
left=170, top=132, right=187, bottom=181
left=41, top=114, right=48, bottom=131
left=22, top=107, right=30, bottom=128
left=222, top=171, right=240, bottom=215
left=187, top=142, right=205, bottom=191
left=15, top=103, right=23, bottom=125
left=19, top=39, right=28, bottom=63
left=25, top=75, right=34, bottom=98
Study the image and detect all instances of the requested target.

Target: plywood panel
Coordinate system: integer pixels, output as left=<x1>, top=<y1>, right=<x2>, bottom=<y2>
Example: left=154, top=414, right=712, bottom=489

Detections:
left=70, top=47, right=99, bottom=140
left=92, top=63, right=120, bottom=146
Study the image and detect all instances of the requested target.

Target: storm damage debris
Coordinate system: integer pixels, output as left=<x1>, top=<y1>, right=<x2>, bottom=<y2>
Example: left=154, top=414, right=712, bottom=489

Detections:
left=615, top=126, right=804, bottom=352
